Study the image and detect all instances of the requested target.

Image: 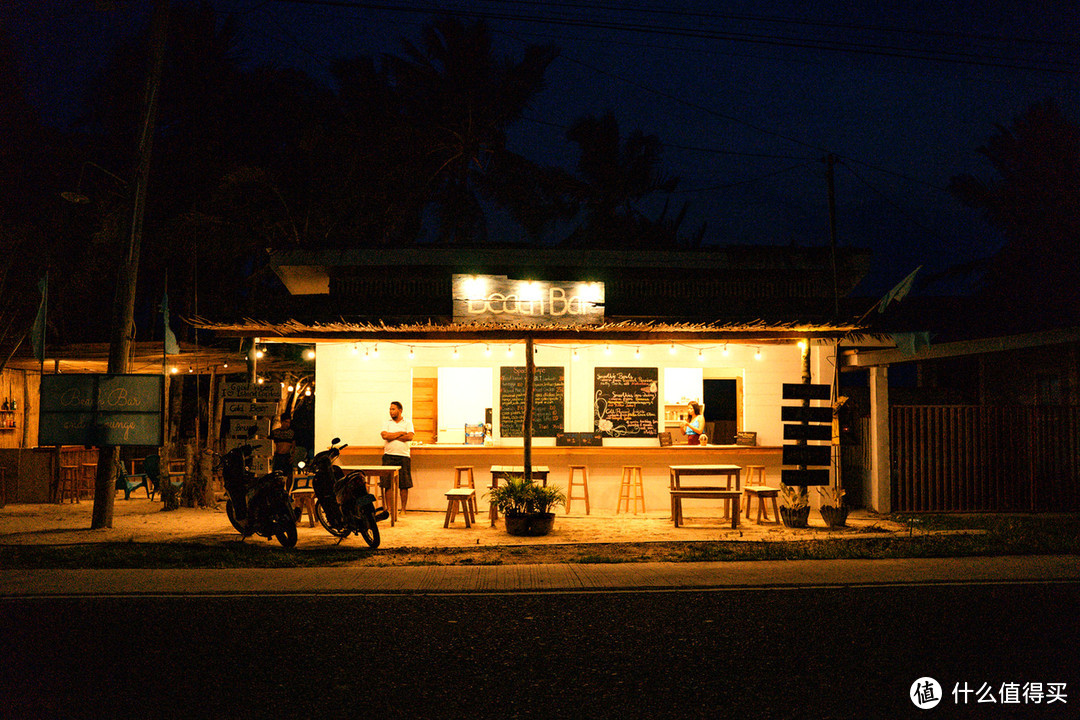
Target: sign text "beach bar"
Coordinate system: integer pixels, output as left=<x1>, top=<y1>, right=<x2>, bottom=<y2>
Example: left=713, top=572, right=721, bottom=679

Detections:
left=452, top=274, right=605, bottom=326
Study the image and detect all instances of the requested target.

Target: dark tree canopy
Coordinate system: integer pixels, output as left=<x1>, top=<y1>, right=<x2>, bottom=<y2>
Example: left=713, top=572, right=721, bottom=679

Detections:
left=950, top=99, right=1080, bottom=331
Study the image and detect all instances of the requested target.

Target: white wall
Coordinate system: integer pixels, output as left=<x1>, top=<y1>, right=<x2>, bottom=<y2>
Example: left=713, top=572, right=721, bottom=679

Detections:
left=313, top=340, right=818, bottom=449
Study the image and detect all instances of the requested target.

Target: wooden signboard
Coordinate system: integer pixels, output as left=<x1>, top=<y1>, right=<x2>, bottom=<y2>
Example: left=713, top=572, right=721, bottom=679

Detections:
left=782, top=383, right=831, bottom=401
left=221, top=382, right=280, bottom=401
left=782, top=444, right=832, bottom=467
left=781, top=468, right=831, bottom=486
left=783, top=424, right=833, bottom=442
left=453, top=274, right=604, bottom=326
left=594, top=367, right=659, bottom=437
left=39, top=374, right=164, bottom=446
left=499, top=366, right=564, bottom=438
left=781, top=405, right=833, bottom=423
left=658, top=432, right=673, bottom=447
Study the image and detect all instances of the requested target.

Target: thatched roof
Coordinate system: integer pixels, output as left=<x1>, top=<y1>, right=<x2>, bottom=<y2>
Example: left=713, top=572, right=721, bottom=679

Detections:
left=187, top=316, right=865, bottom=343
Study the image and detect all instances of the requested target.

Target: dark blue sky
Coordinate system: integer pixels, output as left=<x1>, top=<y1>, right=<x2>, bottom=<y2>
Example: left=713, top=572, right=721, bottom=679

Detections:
left=7, top=0, right=1079, bottom=295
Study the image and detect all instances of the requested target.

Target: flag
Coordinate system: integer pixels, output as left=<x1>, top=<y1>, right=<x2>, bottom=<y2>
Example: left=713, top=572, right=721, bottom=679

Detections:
left=31, top=273, right=47, bottom=362
left=878, top=265, right=922, bottom=313
left=161, top=291, right=180, bottom=355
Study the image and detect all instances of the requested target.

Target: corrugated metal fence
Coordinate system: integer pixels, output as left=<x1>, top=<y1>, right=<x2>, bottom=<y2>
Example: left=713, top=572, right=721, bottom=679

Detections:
left=891, top=405, right=1080, bottom=512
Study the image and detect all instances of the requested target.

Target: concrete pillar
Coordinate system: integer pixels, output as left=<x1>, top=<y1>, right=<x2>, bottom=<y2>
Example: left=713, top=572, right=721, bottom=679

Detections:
left=869, top=365, right=890, bottom=513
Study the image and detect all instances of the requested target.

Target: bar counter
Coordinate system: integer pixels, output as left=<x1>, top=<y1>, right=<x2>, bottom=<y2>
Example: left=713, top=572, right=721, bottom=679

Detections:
left=339, top=444, right=782, bottom=514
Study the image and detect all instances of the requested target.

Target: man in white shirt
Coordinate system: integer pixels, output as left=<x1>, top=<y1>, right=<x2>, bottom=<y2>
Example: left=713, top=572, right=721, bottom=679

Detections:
left=380, top=401, right=414, bottom=513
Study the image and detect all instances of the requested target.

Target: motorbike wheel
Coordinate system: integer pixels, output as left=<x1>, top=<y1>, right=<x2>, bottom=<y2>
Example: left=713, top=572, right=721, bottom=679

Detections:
left=274, top=513, right=298, bottom=548
left=315, top=500, right=349, bottom=538
left=225, top=499, right=246, bottom=534
left=357, top=506, right=381, bottom=549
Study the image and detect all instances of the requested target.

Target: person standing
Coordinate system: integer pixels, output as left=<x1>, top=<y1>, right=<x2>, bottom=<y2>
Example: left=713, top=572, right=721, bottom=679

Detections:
left=380, top=401, right=414, bottom=513
left=269, top=412, right=296, bottom=491
left=681, top=401, right=705, bottom=445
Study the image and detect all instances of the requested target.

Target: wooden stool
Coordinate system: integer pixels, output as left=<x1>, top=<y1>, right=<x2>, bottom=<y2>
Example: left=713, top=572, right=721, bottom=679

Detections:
left=742, top=465, right=780, bottom=525
left=58, top=465, right=79, bottom=504
left=444, top=488, right=476, bottom=528
left=566, top=465, right=590, bottom=515
left=291, top=487, right=317, bottom=527
left=453, top=466, right=478, bottom=515
left=616, top=466, right=645, bottom=514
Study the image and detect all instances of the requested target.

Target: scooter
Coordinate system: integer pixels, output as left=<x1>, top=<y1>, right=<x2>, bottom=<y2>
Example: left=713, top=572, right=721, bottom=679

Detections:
left=309, top=438, right=388, bottom=548
left=216, top=444, right=299, bottom=548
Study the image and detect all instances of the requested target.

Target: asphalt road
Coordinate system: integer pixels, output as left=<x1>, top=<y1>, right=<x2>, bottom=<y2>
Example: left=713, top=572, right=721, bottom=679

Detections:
left=2, top=582, right=1077, bottom=719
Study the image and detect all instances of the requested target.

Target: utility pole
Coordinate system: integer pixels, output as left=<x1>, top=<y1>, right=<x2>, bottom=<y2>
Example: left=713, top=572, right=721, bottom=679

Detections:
left=825, top=153, right=840, bottom=320
left=91, top=0, right=170, bottom=529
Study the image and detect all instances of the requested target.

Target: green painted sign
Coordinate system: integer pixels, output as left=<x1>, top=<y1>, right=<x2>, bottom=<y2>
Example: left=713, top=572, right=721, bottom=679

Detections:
left=40, top=374, right=164, bottom=446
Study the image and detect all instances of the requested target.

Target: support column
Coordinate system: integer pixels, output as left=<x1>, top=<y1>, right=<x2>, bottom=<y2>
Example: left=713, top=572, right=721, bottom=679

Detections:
left=869, top=365, right=891, bottom=513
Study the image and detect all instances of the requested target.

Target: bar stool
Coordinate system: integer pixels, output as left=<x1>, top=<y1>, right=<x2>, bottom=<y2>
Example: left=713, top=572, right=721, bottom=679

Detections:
left=616, top=466, right=645, bottom=514
left=453, top=465, right=478, bottom=515
left=742, top=465, right=780, bottom=525
left=58, top=465, right=79, bottom=504
left=566, top=465, right=590, bottom=515
left=443, top=488, right=476, bottom=528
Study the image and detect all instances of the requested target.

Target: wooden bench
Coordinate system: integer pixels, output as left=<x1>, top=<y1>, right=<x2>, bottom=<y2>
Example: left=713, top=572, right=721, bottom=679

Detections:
left=670, top=488, right=742, bottom=529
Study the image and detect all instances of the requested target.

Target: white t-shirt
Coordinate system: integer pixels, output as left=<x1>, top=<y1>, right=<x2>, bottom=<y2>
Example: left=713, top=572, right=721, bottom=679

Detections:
left=382, top=417, right=414, bottom=457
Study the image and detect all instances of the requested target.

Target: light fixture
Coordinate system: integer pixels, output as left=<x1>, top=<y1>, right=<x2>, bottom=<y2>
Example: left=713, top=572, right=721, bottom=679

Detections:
left=754, top=348, right=763, bottom=361
left=280, top=382, right=285, bottom=388
left=797, top=340, right=808, bottom=354
left=257, top=377, right=265, bottom=384
left=463, top=275, right=486, bottom=298
left=452, top=346, right=459, bottom=359
left=352, top=344, right=359, bottom=355
left=634, top=346, right=641, bottom=359
left=363, top=347, right=370, bottom=360
left=572, top=348, right=579, bottom=361
left=408, top=346, right=415, bottom=360
left=506, top=345, right=513, bottom=357
left=520, top=281, right=542, bottom=302
left=170, top=366, right=178, bottom=374
left=722, top=344, right=729, bottom=356
left=604, top=344, right=611, bottom=355
left=372, top=344, right=379, bottom=358
left=484, top=344, right=491, bottom=357
left=305, top=349, right=316, bottom=360
left=188, top=367, right=194, bottom=373
left=222, top=361, right=228, bottom=368
left=669, top=344, right=676, bottom=355
left=287, top=385, right=295, bottom=393
left=255, top=348, right=264, bottom=359
left=698, top=349, right=704, bottom=362
left=304, top=388, right=312, bottom=396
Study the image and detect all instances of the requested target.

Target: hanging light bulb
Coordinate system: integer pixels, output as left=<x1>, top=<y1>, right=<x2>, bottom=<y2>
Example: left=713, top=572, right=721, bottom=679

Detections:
left=287, top=385, right=295, bottom=393
left=698, top=349, right=704, bottom=362
left=408, top=346, right=415, bottom=360
left=669, top=343, right=676, bottom=355
left=452, top=346, right=459, bottom=359
left=280, top=382, right=285, bottom=388
left=222, top=361, right=228, bottom=369
left=754, top=348, right=763, bottom=360
left=304, top=387, right=312, bottom=396
left=257, top=377, right=265, bottom=384
left=363, top=346, right=370, bottom=360
left=188, top=367, right=194, bottom=373
left=722, top=343, right=729, bottom=356
left=170, top=366, right=178, bottom=374
left=634, top=346, right=641, bottom=359
left=506, top=345, right=513, bottom=357
left=372, top=344, right=379, bottom=358
left=352, top=344, right=359, bottom=355
left=604, top=344, right=611, bottom=355
left=305, top=348, right=316, bottom=360
left=484, top=344, right=491, bottom=357
left=255, top=348, right=264, bottom=359
left=572, top=348, right=579, bottom=362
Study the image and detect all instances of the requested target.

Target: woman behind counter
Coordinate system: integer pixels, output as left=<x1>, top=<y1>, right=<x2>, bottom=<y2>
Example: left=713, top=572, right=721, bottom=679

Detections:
left=681, top=401, right=704, bottom=445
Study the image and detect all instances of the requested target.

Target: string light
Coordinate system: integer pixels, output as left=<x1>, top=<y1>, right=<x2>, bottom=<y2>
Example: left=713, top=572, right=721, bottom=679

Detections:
left=484, top=344, right=491, bottom=357
left=572, top=348, right=579, bottom=361
left=408, top=346, right=415, bottom=360
left=255, top=348, right=264, bottom=359
left=722, top=344, right=729, bottom=356
left=506, top=345, right=513, bottom=357
left=604, top=345, right=611, bottom=355
left=634, top=346, right=641, bottom=359
left=169, top=366, right=178, bottom=374
left=452, top=346, right=459, bottom=359
left=222, top=361, right=228, bottom=368
left=352, top=344, right=359, bottom=355
left=669, top=344, right=676, bottom=355
left=372, top=344, right=379, bottom=358
left=304, top=388, right=312, bottom=396
left=287, top=385, right=295, bottom=393
left=305, top=349, right=316, bottom=360
left=698, top=349, right=704, bottom=362
left=754, top=348, right=763, bottom=361
left=257, top=377, right=265, bottom=384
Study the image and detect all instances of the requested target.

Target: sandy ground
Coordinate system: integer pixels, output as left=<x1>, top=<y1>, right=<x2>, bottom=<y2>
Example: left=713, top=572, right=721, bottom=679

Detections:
left=0, top=493, right=906, bottom=561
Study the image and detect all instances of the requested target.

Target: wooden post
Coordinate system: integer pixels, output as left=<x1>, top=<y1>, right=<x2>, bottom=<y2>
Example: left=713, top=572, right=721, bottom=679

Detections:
left=869, top=365, right=891, bottom=513
left=524, top=335, right=533, bottom=483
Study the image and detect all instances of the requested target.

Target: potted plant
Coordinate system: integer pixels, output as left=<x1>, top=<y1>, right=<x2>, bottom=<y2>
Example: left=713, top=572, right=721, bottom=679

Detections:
left=817, top=485, right=848, bottom=528
left=487, top=475, right=566, bottom=536
left=779, top=483, right=811, bottom=528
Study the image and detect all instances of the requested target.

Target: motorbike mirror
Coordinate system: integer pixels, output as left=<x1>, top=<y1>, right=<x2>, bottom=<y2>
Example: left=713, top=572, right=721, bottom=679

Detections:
left=331, top=437, right=341, bottom=445
left=296, top=460, right=306, bottom=470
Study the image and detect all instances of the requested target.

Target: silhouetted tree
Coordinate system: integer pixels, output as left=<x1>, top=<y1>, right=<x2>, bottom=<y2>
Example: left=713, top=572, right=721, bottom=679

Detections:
left=562, top=112, right=692, bottom=248
left=949, top=99, right=1080, bottom=331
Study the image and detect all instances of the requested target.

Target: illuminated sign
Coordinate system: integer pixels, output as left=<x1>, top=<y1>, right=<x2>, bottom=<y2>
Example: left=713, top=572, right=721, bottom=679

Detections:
left=452, top=274, right=604, bottom=326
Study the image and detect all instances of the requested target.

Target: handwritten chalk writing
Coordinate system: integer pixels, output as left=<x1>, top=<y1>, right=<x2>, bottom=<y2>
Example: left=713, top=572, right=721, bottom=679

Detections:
left=594, top=367, right=659, bottom=437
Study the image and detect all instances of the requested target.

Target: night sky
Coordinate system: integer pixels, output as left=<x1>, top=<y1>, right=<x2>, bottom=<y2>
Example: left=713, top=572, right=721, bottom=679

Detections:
left=6, top=0, right=1079, bottom=295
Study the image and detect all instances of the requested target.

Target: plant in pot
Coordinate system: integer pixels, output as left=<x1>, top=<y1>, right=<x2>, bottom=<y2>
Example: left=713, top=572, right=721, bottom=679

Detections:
left=487, top=475, right=566, bottom=537
left=778, top=483, right=811, bottom=528
left=817, top=485, right=848, bottom=528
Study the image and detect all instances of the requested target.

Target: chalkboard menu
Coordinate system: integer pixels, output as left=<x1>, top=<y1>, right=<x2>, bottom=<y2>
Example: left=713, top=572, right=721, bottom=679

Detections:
left=39, top=374, right=164, bottom=446
left=499, top=366, right=564, bottom=438
left=594, top=367, right=659, bottom=437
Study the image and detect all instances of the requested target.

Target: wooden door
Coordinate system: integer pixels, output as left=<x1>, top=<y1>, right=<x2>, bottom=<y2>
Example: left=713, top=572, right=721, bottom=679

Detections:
left=412, top=377, right=437, bottom=443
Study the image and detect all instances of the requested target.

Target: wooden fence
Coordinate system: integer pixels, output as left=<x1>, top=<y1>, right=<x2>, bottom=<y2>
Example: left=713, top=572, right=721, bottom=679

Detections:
left=891, top=405, right=1080, bottom=512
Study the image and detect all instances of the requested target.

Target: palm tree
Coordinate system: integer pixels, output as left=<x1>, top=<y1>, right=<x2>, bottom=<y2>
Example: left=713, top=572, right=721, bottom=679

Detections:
left=382, top=18, right=566, bottom=243
left=562, top=112, right=693, bottom=248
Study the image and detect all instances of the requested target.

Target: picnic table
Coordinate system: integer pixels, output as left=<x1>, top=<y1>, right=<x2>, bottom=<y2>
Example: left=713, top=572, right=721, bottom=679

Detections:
left=668, top=465, right=742, bottom=529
